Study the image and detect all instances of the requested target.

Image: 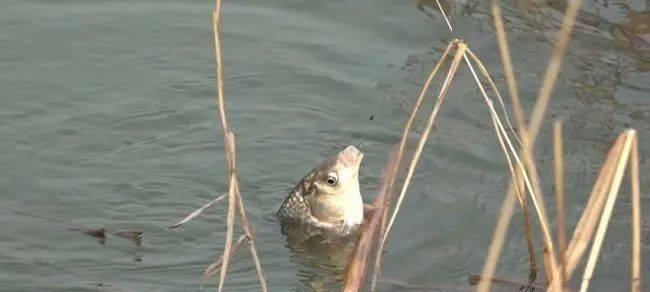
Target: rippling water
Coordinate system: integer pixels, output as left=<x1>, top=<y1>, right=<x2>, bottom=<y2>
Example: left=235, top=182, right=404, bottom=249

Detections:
left=1, top=0, right=648, bottom=291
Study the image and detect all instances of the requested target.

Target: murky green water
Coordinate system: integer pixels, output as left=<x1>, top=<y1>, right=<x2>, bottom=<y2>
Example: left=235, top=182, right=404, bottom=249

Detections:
left=1, top=0, right=648, bottom=291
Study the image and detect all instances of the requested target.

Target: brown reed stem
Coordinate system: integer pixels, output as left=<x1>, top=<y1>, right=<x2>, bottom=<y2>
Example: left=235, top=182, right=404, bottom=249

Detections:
left=369, top=40, right=457, bottom=292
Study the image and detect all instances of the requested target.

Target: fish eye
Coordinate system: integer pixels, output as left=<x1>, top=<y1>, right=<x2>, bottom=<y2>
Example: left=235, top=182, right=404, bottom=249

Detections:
left=325, top=173, right=338, bottom=186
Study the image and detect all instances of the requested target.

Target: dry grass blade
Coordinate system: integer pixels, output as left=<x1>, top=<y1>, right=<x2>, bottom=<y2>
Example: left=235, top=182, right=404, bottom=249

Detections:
left=369, top=40, right=457, bottom=291
left=552, top=139, right=565, bottom=282
left=381, top=43, right=467, bottom=250
left=579, top=130, right=636, bottom=292
left=630, top=134, right=641, bottom=292
left=169, top=193, right=228, bottom=229
left=203, top=234, right=248, bottom=281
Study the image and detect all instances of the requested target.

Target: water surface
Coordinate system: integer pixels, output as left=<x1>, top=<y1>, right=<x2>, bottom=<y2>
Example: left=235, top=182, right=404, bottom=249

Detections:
left=1, top=0, right=648, bottom=291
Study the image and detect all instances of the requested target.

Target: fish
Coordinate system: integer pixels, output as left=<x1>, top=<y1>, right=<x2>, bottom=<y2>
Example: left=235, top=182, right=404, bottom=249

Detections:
left=276, top=145, right=364, bottom=238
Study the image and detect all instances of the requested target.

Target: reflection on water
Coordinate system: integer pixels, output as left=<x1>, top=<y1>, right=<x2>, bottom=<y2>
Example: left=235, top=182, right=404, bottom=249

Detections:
left=281, top=226, right=357, bottom=291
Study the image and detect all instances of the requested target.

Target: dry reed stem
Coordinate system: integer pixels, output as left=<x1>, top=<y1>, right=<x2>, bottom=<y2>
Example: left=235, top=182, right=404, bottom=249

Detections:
left=579, top=130, right=636, bottom=292
left=564, top=134, right=625, bottom=277
left=435, top=0, right=453, bottom=32
left=233, top=182, right=268, bottom=292
left=369, top=41, right=457, bottom=291
left=169, top=193, right=228, bottom=229
left=343, top=147, right=401, bottom=291
left=475, top=182, right=519, bottom=292
left=203, top=234, right=248, bottom=281
left=490, top=0, right=525, bottom=131
left=211, top=2, right=266, bottom=290
left=553, top=120, right=567, bottom=286
left=218, top=133, right=238, bottom=292
left=465, top=51, right=562, bottom=291
left=478, top=0, right=584, bottom=288
left=528, top=0, right=583, bottom=140
left=630, top=135, right=641, bottom=292
left=381, top=43, right=467, bottom=250
left=465, top=49, right=537, bottom=282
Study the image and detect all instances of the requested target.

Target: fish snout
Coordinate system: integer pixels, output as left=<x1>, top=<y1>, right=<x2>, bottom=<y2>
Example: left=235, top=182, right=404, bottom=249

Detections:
left=338, top=145, right=363, bottom=167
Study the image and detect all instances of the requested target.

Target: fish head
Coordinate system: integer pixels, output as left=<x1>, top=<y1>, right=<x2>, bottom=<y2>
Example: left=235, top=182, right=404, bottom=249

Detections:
left=305, top=145, right=364, bottom=226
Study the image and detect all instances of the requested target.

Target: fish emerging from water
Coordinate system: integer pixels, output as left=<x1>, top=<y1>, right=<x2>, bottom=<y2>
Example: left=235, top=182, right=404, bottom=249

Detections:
left=276, top=145, right=364, bottom=238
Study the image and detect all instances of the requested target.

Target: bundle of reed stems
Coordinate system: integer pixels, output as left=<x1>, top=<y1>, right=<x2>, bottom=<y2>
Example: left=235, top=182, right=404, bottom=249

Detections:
left=194, top=0, right=643, bottom=291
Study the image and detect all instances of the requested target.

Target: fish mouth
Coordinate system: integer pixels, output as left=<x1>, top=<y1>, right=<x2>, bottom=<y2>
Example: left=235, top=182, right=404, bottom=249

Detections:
left=337, top=145, right=363, bottom=168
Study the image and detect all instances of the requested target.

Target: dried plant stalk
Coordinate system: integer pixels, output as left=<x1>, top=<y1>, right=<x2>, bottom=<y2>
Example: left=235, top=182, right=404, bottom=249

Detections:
left=369, top=40, right=457, bottom=291
left=381, top=43, right=467, bottom=249
left=218, top=133, right=238, bottom=292
left=203, top=234, right=248, bottom=281
left=579, top=130, right=636, bottom=292
left=343, top=147, right=401, bottom=291
left=464, top=51, right=562, bottom=291
left=553, top=120, right=567, bottom=286
left=563, top=134, right=625, bottom=277
left=630, top=135, right=641, bottom=292
left=210, top=1, right=267, bottom=291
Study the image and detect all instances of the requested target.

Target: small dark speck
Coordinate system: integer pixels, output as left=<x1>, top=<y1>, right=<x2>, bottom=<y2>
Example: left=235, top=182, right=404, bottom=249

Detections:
left=369, top=114, right=374, bottom=121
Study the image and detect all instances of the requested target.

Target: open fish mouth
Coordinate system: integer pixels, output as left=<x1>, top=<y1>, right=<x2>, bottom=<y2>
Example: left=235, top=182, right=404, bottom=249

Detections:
left=337, top=145, right=363, bottom=168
